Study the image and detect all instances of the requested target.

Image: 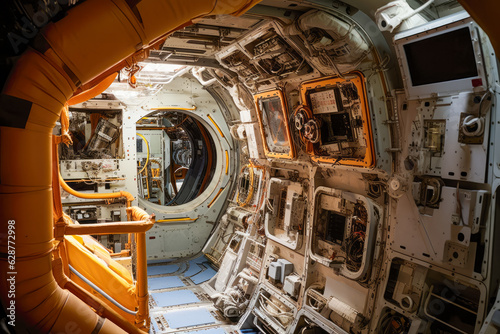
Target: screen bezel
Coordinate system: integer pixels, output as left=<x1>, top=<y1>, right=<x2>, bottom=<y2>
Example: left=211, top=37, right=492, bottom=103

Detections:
left=299, top=72, right=375, bottom=168
left=253, top=89, right=295, bottom=160
left=394, top=14, right=486, bottom=100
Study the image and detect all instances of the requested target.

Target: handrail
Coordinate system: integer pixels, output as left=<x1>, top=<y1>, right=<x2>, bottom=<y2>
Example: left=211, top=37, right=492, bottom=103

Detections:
left=65, top=220, right=154, bottom=235
left=69, top=264, right=137, bottom=315
left=64, top=206, right=154, bottom=328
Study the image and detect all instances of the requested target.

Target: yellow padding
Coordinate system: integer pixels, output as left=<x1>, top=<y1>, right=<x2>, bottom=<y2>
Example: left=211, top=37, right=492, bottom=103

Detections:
left=79, top=235, right=133, bottom=284
left=65, top=235, right=137, bottom=311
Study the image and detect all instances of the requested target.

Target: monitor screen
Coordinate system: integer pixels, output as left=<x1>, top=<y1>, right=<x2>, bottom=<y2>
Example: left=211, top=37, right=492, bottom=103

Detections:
left=403, top=27, right=478, bottom=87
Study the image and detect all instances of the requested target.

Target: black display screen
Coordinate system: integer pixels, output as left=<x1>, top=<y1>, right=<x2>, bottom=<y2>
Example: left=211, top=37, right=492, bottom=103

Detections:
left=320, top=112, right=352, bottom=144
left=324, top=211, right=346, bottom=245
left=404, top=27, right=478, bottom=86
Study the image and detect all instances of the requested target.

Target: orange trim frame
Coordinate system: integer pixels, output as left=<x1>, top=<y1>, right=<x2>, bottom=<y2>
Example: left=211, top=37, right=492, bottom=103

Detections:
left=254, top=90, right=295, bottom=159
left=299, top=71, right=375, bottom=168
left=207, top=114, right=224, bottom=138
left=208, top=187, right=225, bottom=208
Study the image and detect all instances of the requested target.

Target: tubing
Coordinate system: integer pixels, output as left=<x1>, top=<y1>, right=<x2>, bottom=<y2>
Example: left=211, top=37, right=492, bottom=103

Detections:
left=67, top=72, right=118, bottom=106
left=127, top=206, right=153, bottom=222
left=400, top=0, right=434, bottom=20
left=191, top=67, right=218, bottom=86
left=237, top=271, right=259, bottom=285
left=283, top=10, right=369, bottom=73
left=60, top=173, right=135, bottom=206
left=0, top=0, right=261, bottom=332
left=0, top=48, right=116, bottom=334
left=52, top=136, right=66, bottom=228
left=69, top=264, right=137, bottom=315
left=60, top=106, right=73, bottom=146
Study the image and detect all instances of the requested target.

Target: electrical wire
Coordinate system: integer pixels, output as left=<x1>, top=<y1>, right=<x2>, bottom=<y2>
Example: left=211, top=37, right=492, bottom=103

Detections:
left=379, top=313, right=409, bottom=334
left=478, top=89, right=493, bottom=118
left=307, top=295, right=322, bottom=311
left=136, top=133, right=150, bottom=175
left=266, top=198, right=274, bottom=212
left=174, top=166, right=188, bottom=173
left=344, top=232, right=365, bottom=272
left=460, top=90, right=491, bottom=137
left=400, top=0, right=435, bottom=21
left=462, top=115, right=484, bottom=137
left=236, top=164, right=255, bottom=207
left=344, top=203, right=367, bottom=272
left=124, top=63, right=143, bottom=88
left=257, top=295, right=294, bottom=322
left=305, top=285, right=327, bottom=312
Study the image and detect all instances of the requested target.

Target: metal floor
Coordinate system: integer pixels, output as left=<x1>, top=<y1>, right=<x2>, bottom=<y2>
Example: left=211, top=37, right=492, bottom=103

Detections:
left=148, top=254, right=238, bottom=334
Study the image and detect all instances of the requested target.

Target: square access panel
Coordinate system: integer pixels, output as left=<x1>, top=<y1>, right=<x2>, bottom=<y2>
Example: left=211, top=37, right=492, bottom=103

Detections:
left=299, top=71, right=375, bottom=167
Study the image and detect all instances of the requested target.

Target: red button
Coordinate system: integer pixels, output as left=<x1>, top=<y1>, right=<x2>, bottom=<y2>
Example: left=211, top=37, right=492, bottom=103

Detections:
left=472, top=78, right=483, bottom=87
